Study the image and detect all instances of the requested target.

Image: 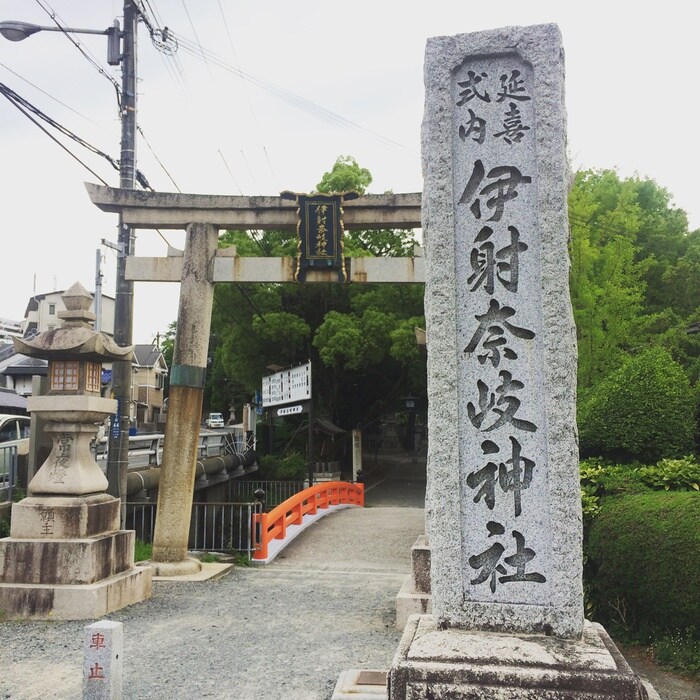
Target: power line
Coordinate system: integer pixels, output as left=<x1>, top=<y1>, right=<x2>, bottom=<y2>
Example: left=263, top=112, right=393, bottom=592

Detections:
left=0, top=82, right=110, bottom=186
left=1, top=82, right=164, bottom=201
left=137, top=124, right=182, bottom=192
left=168, top=30, right=416, bottom=155
left=0, top=81, right=119, bottom=173
left=569, top=214, right=635, bottom=239
left=137, top=0, right=188, bottom=91
left=0, top=61, right=97, bottom=124
left=215, top=1, right=277, bottom=193
left=218, top=149, right=243, bottom=195
left=179, top=0, right=212, bottom=76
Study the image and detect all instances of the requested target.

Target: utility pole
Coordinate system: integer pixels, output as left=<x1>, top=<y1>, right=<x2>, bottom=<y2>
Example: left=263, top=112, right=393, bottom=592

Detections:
left=94, top=249, right=103, bottom=332
left=107, top=0, right=138, bottom=526
left=0, top=5, right=140, bottom=528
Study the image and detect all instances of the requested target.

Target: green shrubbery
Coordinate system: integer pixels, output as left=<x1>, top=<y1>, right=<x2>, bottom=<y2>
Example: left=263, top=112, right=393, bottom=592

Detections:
left=585, top=491, right=699, bottom=636
left=578, top=347, right=696, bottom=462
left=134, top=539, right=152, bottom=562
left=580, top=456, right=700, bottom=676
left=256, top=452, right=307, bottom=481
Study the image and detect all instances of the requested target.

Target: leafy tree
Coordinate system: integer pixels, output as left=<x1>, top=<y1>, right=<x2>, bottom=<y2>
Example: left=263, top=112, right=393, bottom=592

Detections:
left=568, top=171, right=649, bottom=394
left=204, top=156, right=426, bottom=436
left=315, top=154, right=417, bottom=257
left=315, top=155, right=372, bottom=195
left=568, top=169, right=699, bottom=404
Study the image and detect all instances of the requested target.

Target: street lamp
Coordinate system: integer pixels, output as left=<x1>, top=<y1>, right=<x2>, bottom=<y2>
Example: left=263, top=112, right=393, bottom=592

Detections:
left=0, top=5, right=139, bottom=526
left=0, top=21, right=120, bottom=63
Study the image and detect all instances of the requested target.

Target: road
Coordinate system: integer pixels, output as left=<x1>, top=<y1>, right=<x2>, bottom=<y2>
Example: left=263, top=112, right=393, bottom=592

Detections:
left=363, top=450, right=426, bottom=509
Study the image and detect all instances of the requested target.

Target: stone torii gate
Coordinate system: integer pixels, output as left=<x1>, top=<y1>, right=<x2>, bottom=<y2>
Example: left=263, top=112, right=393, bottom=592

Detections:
left=87, top=183, right=423, bottom=575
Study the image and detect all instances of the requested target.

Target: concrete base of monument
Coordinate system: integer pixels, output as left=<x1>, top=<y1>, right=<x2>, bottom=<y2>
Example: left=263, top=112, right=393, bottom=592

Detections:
left=396, top=535, right=432, bottom=630
left=0, top=494, right=152, bottom=620
left=0, top=565, right=152, bottom=620
left=148, top=557, right=202, bottom=577
left=331, top=669, right=388, bottom=699
left=388, top=615, right=655, bottom=699
left=396, top=575, right=432, bottom=630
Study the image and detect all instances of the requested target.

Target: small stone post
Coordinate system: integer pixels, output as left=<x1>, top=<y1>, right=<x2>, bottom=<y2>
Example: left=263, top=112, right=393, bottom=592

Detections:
left=389, top=24, right=651, bottom=699
left=352, top=428, right=362, bottom=482
left=83, top=620, right=123, bottom=700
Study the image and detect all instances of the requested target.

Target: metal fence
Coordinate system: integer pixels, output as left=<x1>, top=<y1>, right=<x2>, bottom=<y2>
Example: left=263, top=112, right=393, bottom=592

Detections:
left=126, top=501, right=263, bottom=559
left=0, top=445, right=17, bottom=504
left=227, top=480, right=304, bottom=508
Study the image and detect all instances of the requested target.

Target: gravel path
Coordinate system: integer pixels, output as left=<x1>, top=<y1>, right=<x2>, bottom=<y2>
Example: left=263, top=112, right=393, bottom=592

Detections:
left=1, top=506, right=425, bottom=700
left=2, top=477, right=697, bottom=700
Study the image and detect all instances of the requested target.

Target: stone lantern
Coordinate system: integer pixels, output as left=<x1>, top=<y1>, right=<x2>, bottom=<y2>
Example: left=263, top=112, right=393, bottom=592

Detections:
left=0, top=282, right=152, bottom=619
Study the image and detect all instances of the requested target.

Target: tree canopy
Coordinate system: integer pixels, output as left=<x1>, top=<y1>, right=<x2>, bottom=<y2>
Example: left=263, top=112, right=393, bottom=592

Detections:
left=205, top=155, right=424, bottom=440
left=174, top=159, right=699, bottom=462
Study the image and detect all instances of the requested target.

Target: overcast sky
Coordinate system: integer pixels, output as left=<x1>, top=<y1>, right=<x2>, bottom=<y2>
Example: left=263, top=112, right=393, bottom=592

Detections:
left=1, top=1, right=698, bottom=343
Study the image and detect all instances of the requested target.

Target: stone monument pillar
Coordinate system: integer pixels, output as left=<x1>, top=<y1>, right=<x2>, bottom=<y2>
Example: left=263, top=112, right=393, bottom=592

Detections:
left=0, top=283, right=152, bottom=619
left=389, top=24, right=650, bottom=699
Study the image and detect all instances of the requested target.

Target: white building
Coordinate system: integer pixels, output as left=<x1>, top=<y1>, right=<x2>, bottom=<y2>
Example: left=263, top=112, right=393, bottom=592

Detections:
left=21, top=288, right=115, bottom=337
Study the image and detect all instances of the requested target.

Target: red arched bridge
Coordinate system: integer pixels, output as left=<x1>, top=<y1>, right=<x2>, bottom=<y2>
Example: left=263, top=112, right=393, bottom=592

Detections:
left=126, top=480, right=365, bottom=562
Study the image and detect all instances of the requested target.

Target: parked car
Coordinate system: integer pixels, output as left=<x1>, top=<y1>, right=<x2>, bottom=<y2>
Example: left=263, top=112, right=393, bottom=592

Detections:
left=205, top=412, right=225, bottom=429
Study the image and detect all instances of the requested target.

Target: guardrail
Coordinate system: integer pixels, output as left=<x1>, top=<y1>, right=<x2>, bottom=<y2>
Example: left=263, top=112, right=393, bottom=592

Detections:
left=229, top=480, right=304, bottom=508
left=95, top=429, right=254, bottom=469
left=253, top=481, right=364, bottom=562
left=0, top=445, right=17, bottom=503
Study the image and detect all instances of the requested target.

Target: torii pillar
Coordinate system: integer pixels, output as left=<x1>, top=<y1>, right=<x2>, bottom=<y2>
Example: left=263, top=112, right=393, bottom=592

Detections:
left=150, top=222, right=217, bottom=574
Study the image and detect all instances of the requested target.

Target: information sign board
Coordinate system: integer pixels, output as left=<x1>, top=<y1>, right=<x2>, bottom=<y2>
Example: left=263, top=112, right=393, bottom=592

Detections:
left=261, top=362, right=311, bottom=408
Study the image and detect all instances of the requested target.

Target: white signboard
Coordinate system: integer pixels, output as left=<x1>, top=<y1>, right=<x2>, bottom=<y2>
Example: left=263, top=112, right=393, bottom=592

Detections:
left=277, top=405, right=304, bottom=416
left=261, top=362, right=311, bottom=408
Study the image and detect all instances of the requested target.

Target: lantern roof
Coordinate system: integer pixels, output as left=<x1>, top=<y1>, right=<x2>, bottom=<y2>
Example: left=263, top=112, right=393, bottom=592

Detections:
left=13, top=282, right=133, bottom=362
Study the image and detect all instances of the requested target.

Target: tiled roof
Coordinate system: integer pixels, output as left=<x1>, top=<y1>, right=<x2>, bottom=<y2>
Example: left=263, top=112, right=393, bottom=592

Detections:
left=0, top=388, right=28, bottom=410
left=133, top=344, right=165, bottom=368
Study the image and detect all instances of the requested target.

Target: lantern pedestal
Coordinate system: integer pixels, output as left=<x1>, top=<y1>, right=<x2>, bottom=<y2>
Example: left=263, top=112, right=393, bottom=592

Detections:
left=0, top=400, right=152, bottom=620
left=0, top=491, right=152, bottom=619
left=26, top=394, right=116, bottom=496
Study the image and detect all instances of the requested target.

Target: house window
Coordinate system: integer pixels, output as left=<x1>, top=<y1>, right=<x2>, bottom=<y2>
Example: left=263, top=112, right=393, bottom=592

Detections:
left=156, top=373, right=164, bottom=389
left=51, top=361, right=79, bottom=391
left=48, top=304, right=56, bottom=315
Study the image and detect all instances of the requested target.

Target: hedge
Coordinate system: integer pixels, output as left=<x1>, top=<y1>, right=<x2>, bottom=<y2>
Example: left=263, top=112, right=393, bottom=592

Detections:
left=578, top=347, right=696, bottom=462
left=586, top=491, right=699, bottom=636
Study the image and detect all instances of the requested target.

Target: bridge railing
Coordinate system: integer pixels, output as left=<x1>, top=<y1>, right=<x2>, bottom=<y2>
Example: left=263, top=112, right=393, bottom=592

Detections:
left=124, top=481, right=362, bottom=561
left=95, top=431, right=244, bottom=469
left=253, top=481, right=364, bottom=561
left=126, top=500, right=263, bottom=559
